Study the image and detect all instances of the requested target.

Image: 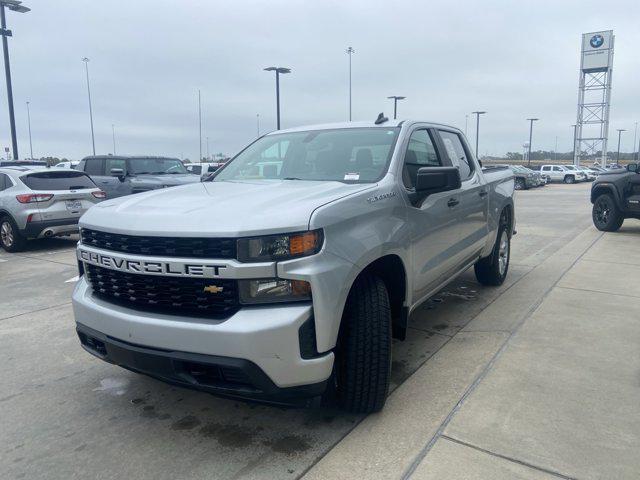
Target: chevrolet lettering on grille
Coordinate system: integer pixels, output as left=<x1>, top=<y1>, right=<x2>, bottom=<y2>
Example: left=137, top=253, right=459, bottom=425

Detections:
left=78, top=247, right=227, bottom=278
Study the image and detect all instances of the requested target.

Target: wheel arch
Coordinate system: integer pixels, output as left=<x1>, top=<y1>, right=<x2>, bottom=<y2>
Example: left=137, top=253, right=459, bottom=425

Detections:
left=591, top=183, right=624, bottom=209
left=344, top=254, right=409, bottom=341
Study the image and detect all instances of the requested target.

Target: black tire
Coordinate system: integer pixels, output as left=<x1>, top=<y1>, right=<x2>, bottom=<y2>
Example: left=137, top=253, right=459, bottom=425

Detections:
left=514, top=178, right=525, bottom=190
left=475, top=219, right=510, bottom=286
left=592, top=194, right=624, bottom=232
left=336, top=273, right=391, bottom=413
left=564, top=175, right=575, bottom=184
left=0, top=215, right=27, bottom=252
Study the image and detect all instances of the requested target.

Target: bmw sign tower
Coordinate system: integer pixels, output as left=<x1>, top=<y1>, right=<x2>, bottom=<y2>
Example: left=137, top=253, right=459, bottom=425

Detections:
left=574, top=30, right=615, bottom=167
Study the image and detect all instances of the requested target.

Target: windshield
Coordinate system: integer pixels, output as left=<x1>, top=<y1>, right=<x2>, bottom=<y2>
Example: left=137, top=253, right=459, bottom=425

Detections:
left=128, top=157, right=187, bottom=175
left=214, top=127, right=400, bottom=183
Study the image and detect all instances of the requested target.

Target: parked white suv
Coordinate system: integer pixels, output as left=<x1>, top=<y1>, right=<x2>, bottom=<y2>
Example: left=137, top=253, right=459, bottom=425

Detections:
left=540, top=165, right=586, bottom=184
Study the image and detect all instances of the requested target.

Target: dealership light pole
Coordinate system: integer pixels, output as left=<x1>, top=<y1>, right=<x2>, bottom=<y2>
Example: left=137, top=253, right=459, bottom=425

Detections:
left=264, top=67, right=291, bottom=130
left=111, top=123, right=116, bottom=155
left=471, top=111, right=486, bottom=160
left=387, top=96, right=405, bottom=120
left=198, top=89, right=202, bottom=161
left=346, top=47, right=355, bottom=121
left=25, top=100, right=33, bottom=159
left=526, top=118, right=539, bottom=167
left=465, top=114, right=469, bottom=137
left=1, top=1, right=29, bottom=159
left=616, top=129, right=625, bottom=163
left=256, top=113, right=260, bottom=137
left=82, top=57, right=96, bottom=155
left=633, top=122, right=638, bottom=161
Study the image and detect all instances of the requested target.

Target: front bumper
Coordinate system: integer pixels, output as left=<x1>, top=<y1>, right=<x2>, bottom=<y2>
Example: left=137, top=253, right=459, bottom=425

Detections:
left=76, top=323, right=329, bottom=405
left=20, top=217, right=80, bottom=238
left=72, top=277, right=334, bottom=400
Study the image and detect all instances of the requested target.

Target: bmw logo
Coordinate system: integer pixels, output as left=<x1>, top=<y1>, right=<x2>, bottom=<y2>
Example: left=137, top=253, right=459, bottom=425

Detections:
left=590, top=34, right=604, bottom=48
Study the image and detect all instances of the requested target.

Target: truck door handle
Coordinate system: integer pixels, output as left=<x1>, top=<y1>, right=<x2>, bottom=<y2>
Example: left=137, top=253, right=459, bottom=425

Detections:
left=447, top=198, right=460, bottom=208
left=479, top=190, right=488, bottom=197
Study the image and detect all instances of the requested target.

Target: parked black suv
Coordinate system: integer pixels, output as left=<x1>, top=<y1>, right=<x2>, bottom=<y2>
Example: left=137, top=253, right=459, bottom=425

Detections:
left=590, top=163, right=640, bottom=231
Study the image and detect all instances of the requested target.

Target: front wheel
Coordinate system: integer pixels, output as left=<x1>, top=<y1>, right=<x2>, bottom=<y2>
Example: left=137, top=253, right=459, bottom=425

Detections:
left=564, top=175, right=575, bottom=184
left=514, top=178, right=525, bottom=190
left=335, top=273, right=391, bottom=413
left=592, top=194, right=624, bottom=232
left=475, top=222, right=510, bottom=286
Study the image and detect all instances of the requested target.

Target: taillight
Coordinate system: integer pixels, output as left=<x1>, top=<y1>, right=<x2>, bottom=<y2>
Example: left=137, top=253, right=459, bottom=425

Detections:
left=16, top=193, right=54, bottom=203
left=92, top=190, right=106, bottom=199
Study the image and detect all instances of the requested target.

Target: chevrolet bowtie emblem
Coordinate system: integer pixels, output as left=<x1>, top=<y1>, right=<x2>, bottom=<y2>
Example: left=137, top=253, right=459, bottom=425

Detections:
left=203, top=285, right=224, bottom=294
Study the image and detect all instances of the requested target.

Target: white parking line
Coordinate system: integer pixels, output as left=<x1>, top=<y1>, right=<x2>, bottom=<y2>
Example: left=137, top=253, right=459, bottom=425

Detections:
left=64, top=275, right=79, bottom=283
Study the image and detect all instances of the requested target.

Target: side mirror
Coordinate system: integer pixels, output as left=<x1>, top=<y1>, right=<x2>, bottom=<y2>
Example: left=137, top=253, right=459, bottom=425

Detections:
left=627, top=163, right=638, bottom=173
left=415, top=167, right=461, bottom=195
left=110, top=168, right=126, bottom=181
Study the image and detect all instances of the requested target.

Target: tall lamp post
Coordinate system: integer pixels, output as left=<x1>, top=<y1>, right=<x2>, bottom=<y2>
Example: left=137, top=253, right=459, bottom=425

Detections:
left=82, top=57, right=96, bottom=155
left=256, top=113, right=260, bottom=137
left=1, top=0, right=29, bottom=160
left=25, top=100, right=32, bottom=159
left=471, top=111, right=486, bottom=160
left=616, top=129, right=626, bottom=164
left=111, top=123, right=116, bottom=154
left=198, top=89, right=202, bottom=161
left=264, top=67, right=291, bottom=130
left=387, top=96, right=406, bottom=120
left=633, top=122, right=638, bottom=161
left=346, top=47, right=355, bottom=121
left=526, top=118, right=539, bottom=166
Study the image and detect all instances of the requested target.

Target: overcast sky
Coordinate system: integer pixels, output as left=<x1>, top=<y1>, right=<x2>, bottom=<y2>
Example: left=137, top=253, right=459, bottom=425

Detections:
left=1, top=0, right=639, bottom=160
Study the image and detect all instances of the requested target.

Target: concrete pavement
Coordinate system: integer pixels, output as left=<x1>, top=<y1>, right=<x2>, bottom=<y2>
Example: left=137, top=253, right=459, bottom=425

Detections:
left=2, top=183, right=639, bottom=479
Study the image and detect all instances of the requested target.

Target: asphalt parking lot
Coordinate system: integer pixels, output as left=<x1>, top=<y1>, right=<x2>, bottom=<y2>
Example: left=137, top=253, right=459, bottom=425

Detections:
left=2, top=182, right=638, bottom=479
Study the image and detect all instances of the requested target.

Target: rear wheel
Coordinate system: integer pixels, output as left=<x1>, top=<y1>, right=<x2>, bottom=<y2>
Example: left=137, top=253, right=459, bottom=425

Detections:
left=592, top=194, right=624, bottom=232
left=514, top=178, right=525, bottom=190
left=0, top=216, right=26, bottom=252
left=564, top=175, right=575, bottom=184
left=335, top=273, right=391, bottom=413
left=475, top=219, right=510, bottom=286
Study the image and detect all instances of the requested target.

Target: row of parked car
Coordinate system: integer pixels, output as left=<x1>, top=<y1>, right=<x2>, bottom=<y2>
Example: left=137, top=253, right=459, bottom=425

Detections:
left=486, top=163, right=617, bottom=190
left=0, top=156, right=230, bottom=251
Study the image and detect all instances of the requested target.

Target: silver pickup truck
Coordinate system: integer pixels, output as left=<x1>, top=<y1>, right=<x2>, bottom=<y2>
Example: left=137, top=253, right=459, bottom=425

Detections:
left=73, top=117, right=515, bottom=413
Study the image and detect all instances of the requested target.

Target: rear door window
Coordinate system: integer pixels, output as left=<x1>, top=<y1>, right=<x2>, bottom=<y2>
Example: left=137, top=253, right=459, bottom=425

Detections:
left=438, top=130, right=473, bottom=180
left=0, top=173, right=7, bottom=191
left=84, top=158, right=104, bottom=175
left=21, top=172, right=97, bottom=191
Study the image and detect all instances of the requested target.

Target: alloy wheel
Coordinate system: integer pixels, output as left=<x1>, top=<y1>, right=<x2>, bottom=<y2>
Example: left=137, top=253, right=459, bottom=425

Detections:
left=1, top=221, right=14, bottom=248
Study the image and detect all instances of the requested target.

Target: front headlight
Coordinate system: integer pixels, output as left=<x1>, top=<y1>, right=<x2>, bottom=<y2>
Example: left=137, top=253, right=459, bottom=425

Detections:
left=238, top=278, right=311, bottom=304
left=237, top=230, right=323, bottom=263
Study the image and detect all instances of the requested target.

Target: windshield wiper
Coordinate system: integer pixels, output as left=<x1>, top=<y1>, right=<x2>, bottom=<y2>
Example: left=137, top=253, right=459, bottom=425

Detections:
left=282, top=177, right=302, bottom=180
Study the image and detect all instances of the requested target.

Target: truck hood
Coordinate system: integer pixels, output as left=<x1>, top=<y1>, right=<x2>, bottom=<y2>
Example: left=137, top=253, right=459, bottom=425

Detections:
left=80, top=179, right=374, bottom=236
left=130, top=173, right=201, bottom=186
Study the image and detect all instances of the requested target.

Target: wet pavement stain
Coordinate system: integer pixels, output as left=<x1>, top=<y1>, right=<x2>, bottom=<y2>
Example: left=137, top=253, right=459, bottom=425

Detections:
left=171, top=415, right=202, bottom=431
left=432, top=323, right=449, bottom=331
left=199, top=422, right=256, bottom=448
left=139, top=405, right=171, bottom=420
left=265, top=435, right=311, bottom=455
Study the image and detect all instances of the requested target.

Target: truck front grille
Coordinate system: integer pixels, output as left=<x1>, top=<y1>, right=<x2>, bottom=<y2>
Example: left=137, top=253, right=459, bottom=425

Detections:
left=81, top=229, right=236, bottom=259
left=84, top=264, right=239, bottom=318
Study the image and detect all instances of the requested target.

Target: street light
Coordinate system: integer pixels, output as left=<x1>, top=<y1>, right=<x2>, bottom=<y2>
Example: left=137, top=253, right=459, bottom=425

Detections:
left=256, top=113, right=260, bottom=137
left=1, top=0, right=30, bottom=160
left=616, top=129, right=626, bottom=164
left=346, top=47, right=355, bottom=121
left=387, top=96, right=406, bottom=120
left=264, top=67, right=291, bottom=130
left=111, top=123, right=116, bottom=155
left=471, top=111, right=486, bottom=160
left=25, top=100, right=32, bottom=159
left=198, top=89, right=202, bottom=161
left=526, top=118, right=539, bottom=166
left=82, top=57, right=96, bottom=155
